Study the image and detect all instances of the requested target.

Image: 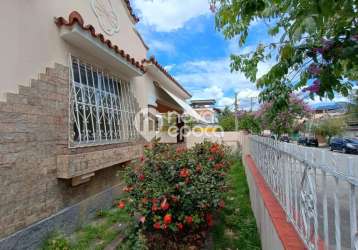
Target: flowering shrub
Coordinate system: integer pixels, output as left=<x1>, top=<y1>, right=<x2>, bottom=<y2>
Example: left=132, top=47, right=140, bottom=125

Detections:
left=118, top=140, right=231, bottom=247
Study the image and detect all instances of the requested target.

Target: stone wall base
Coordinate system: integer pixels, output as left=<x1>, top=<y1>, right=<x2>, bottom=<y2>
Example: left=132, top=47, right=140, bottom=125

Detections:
left=0, top=184, right=122, bottom=250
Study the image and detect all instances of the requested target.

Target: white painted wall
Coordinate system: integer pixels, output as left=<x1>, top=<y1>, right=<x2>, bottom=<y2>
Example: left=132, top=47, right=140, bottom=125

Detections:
left=243, top=160, right=285, bottom=250
left=0, top=0, right=148, bottom=100
left=185, top=131, right=246, bottom=151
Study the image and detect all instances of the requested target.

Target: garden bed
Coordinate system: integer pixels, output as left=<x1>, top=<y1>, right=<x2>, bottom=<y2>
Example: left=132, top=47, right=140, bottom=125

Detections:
left=42, top=142, right=260, bottom=250
left=212, top=161, right=261, bottom=249
left=42, top=208, right=130, bottom=250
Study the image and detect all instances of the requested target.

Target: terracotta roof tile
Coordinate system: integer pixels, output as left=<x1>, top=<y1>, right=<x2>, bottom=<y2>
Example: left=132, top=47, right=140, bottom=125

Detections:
left=124, top=0, right=140, bottom=23
left=142, top=56, right=192, bottom=98
left=55, top=11, right=145, bottom=73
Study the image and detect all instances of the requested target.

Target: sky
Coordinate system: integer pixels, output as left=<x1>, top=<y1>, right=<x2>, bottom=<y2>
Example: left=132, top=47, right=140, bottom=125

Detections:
left=132, top=0, right=353, bottom=110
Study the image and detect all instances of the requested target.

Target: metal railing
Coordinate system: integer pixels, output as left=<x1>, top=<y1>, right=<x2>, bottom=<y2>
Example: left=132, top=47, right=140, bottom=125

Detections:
left=249, top=135, right=358, bottom=250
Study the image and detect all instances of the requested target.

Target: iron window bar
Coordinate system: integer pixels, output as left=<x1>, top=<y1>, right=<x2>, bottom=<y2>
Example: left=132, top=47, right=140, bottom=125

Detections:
left=69, top=56, right=137, bottom=147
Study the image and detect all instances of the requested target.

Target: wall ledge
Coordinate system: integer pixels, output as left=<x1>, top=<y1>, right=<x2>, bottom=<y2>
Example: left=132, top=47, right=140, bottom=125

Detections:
left=244, top=154, right=306, bottom=250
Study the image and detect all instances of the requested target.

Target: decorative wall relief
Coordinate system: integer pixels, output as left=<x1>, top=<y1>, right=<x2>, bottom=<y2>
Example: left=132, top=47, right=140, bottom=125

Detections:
left=91, top=0, right=120, bottom=35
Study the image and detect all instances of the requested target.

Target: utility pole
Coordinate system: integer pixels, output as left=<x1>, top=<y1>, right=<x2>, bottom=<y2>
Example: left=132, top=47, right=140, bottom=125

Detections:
left=234, top=92, right=239, bottom=131
left=250, top=97, right=253, bottom=112
left=250, top=96, right=257, bottom=112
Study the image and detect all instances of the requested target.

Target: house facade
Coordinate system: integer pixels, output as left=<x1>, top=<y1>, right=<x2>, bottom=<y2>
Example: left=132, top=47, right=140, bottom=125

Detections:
left=0, top=1, right=191, bottom=249
left=190, top=99, right=220, bottom=124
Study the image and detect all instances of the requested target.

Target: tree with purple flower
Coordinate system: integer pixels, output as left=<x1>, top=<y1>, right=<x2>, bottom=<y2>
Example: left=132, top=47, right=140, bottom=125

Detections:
left=211, top=0, right=357, bottom=114
left=256, top=95, right=311, bottom=137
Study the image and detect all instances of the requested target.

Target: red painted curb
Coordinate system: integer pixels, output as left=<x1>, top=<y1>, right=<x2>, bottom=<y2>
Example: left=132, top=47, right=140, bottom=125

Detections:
left=244, top=154, right=307, bottom=250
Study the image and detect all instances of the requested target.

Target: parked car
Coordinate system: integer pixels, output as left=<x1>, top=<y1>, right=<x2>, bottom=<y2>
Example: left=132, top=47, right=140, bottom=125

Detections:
left=280, top=136, right=290, bottom=143
left=298, top=137, right=307, bottom=145
left=297, top=137, right=319, bottom=147
left=306, top=137, right=319, bottom=147
left=329, top=137, right=358, bottom=154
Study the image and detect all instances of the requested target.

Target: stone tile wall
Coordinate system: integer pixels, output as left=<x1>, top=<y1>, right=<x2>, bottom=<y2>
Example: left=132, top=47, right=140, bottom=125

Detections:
left=0, top=63, right=143, bottom=239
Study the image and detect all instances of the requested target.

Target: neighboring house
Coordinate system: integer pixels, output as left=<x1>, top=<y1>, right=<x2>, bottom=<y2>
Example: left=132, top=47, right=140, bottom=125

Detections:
left=310, top=102, right=358, bottom=138
left=0, top=1, right=193, bottom=248
left=190, top=99, right=220, bottom=124
left=311, top=102, right=348, bottom=119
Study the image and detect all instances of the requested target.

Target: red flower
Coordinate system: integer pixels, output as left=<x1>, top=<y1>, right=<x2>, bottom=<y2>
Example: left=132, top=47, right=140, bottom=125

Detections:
left=219, top=200, right=225, bottom=209
left=206, top=213, right=213, bottom=227
left=123, top=186, right=133, bottom=192
left=163, top=214, right=172, bottom=225
left=162, top=223, right=168, bottom=230
left=171, top=195, right=178, bottom=203
left=161, top=199, right=170, bottom=211
left=139, top=216, right=146, bottom=224
left=208, top=157, right=214, bottom=161
left=140, top=156, right=145, bottom=162
left=210, top=144, right=219, bottom=154
left=180, top=168, right=190, bottom=178
left=152, top=204, right=159, bottom=212
left=196, top=164, right=202, bottom=173
left=176, top=147, right=186, bottom=153
left=138, top=173, right=145, bottom=181
left=214, top=162, right=224, bottom=170
left=185, top=216, right=193, bottom=224
left=117, top=200, right=125, bottom=209
left=177, top=223, right=184, bottom=231
left=153, top=222, right=161, bottom=230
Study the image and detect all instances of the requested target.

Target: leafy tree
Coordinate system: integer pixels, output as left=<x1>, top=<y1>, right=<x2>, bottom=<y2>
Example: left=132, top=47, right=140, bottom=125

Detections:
left=237, top=112, right=261, bottom=134
left=211, top=0, right=358, bottom=112
left=218, top=107, right=236, bottom=131
left=347, top=89, right=358, bottom=119
left=218, top=107, right=261, bottom=132
left=313, top=117, right=347, bottom=141
left=256, top=95, right=310, bottom=136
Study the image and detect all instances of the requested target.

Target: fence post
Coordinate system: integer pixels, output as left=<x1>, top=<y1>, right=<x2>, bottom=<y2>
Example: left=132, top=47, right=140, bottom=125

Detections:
left=285, top=143, right=291, bottom=221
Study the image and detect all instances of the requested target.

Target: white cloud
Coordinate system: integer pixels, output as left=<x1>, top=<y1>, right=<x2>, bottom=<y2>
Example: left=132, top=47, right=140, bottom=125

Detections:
left=148, top=40, right=176, bottom=54
left=174, top=57, right=270, bottom=95
left=236, top=89, right=260, bottom=99
left=171, top=56, right=274, bottom=109
left=164, top=64, right=176, bottom=71
left=190, top=85, right=223, bottom=100
left=175, top=59, right=250, bottom=91
left=190, top=85, right=234, bottom=108
left=133, top=0, right=210, bottom=32
left=218, top=97, right=234, bottom=107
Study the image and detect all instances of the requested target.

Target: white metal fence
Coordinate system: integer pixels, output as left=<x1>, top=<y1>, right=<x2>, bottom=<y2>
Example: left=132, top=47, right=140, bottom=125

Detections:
left=249, top=135, right=358, bottom=250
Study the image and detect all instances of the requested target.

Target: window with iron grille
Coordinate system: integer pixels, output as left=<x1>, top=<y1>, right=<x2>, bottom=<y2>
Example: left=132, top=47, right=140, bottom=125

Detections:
left=69, top=56, right=137, bottom=146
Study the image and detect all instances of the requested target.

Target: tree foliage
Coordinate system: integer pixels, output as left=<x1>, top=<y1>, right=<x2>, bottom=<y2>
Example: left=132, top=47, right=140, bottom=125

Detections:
left=347, top=89, right=358, bottom=119
left=218, top=107, right=236, bottom=131
left=313, top=117, right=347, bottom=140
left=237, top=113, right=261, bottom=134
left=256, top=95, right=310, bottom=136
left=218, top=107, right=261, bottom=133
left=212, top=0, right=358, bottom=112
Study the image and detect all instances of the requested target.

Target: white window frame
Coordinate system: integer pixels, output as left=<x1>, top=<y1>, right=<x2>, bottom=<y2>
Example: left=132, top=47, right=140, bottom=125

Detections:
left=68, top=56, right=137, bottom=147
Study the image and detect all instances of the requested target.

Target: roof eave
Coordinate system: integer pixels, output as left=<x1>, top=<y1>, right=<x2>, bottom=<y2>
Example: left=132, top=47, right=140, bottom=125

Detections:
left=142, top=58, right=192, bottom=99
